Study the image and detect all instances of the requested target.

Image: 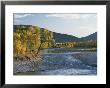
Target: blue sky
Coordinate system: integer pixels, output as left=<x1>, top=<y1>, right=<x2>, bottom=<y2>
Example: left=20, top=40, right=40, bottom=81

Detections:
left=14, top=13, right=97, bottom=38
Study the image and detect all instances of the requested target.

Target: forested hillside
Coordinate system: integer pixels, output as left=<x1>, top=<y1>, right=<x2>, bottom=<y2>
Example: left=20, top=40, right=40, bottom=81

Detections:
left=14, top=25, right=97, bottom=60
left=53, top=32, right=97, bottom=43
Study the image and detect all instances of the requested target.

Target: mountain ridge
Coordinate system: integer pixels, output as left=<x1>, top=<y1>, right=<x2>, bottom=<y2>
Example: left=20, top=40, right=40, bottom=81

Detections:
left=53, top=32, right=97, bottom=43
left=14, top=25, right=97, bottom=43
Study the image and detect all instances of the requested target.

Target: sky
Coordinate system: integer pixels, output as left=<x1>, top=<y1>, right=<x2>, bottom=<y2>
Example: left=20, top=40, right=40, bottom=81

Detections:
left=14, top=13, right=97, bottom=38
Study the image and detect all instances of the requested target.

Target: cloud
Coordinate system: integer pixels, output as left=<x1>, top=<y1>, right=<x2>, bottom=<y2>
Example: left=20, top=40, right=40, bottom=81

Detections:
left=14, top=14, right=32, bottom=19
left=46, top=14, right=81, bottom=19
left=14, top=19, right=21, bottom=22
left=81, top=14, right=97, bottom=19
left=14, top=19, right=23, bottom=25
left=46, top=14, right=97, bottom=20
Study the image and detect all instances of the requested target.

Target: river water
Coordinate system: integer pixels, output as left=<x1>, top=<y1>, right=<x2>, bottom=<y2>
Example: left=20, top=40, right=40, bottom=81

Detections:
left=16, top=48, right=97, bottom=75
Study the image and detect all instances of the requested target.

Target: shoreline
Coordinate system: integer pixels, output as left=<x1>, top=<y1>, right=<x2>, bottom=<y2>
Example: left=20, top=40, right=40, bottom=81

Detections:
left=13, top=60, right=41, bottom=74
left=14, top=51, right=97, bottom=75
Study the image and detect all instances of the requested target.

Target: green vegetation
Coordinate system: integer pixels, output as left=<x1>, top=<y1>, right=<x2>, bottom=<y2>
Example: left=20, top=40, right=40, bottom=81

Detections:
left=54, top=40, right=97, bottom=48
left=41, top=48, right=97, bottom=54
left=13, top=25, right=97, bottom=61
left=14, top=25, right=55, bottom=61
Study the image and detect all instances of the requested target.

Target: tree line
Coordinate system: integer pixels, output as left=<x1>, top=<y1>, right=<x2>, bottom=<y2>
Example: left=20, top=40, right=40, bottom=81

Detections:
left=13, top=25, right=97, bottom=60
left=14, top=25, right=55, bottom=59
left=54, top=41, right=97, bottom=48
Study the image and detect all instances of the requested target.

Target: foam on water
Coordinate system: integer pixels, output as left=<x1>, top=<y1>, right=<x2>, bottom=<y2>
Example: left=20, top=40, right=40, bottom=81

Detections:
left=40, top=68, right=96, bottom=75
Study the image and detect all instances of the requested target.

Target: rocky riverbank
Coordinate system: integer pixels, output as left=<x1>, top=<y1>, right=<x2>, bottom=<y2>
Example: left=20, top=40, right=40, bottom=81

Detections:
left=14, top=51, right=97, bottom=75
left=14, top=61, right=41, bottom=74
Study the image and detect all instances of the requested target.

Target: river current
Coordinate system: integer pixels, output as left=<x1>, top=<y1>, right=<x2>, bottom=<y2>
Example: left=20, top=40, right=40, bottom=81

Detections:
left=16, top=48, right=97, bottom=75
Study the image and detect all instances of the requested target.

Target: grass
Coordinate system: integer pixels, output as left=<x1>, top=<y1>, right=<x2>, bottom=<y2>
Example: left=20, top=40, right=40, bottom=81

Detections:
left=41, top=47, right=97, bottom=53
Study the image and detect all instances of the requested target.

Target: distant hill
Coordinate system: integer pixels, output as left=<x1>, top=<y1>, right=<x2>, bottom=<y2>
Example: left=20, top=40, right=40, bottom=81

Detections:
left=79, top=32, right=97, bottom=41
left=53, top=32, right=97, bottom=43
left=53, top=32, right=79, bottom=43
left=14, top=25, right=97, bottom=42
left=14, top=25, right=32, bottom=32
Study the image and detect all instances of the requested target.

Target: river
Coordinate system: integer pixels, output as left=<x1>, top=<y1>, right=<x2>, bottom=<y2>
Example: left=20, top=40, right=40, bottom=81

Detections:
left=15, top=48, right=97, bottom=75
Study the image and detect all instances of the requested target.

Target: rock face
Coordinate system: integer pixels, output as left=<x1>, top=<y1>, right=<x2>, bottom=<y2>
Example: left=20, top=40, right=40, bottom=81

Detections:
left=13, top=61, right=40, bottom=74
